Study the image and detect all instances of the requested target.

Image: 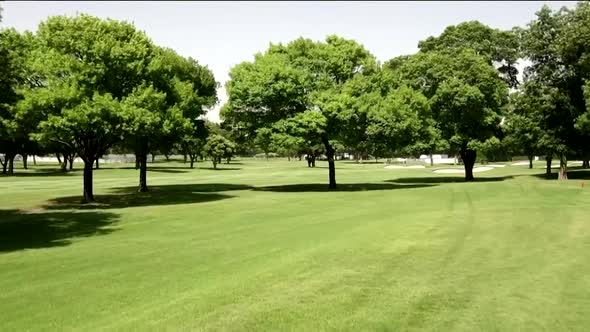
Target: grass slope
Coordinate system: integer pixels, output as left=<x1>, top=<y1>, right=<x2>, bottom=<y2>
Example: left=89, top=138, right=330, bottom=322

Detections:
left=1, top=159, right=590, bottom=331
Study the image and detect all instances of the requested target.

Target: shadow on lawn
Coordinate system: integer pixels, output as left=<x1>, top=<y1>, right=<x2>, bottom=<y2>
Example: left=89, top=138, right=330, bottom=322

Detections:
left=44, top=183, right=252, bottom=210
left=198, top=167, right=242, bottom=171
left=0, top=209, right=119, bottom=252
left=253, top=182, right=434, bottom=192
left=118, top=166, right=190, bottom=170
left=147, top=169, right=189, bottom=174
left=0, top=168, right=80, bottom=177
left=387, top=175, right=515, bottom=184
left=533, top=168, right=590, bottom=180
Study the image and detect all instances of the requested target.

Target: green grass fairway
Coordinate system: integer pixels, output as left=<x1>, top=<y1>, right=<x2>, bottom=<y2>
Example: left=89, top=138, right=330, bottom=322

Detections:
left=2, top=159, right=590, bottom=331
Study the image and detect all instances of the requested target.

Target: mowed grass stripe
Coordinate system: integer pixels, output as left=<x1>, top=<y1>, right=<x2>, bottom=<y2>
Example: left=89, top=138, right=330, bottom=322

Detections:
left=1, top=159, right=590, bottom=331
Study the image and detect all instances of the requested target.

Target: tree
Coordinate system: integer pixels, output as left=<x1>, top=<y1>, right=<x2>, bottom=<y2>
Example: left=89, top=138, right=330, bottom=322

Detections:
left=366, top=86, right=436, bottom=162
left=204, top=134, right=234, bottom=169
left=558, top=2, right=590, bottom=171
left=503, top=88, right=545, bottom=169
left=270, top=132, right=304, bottom=161
left=118, top=44, right=217, bottom=192
left=123, top=85, right=168, bottom=192
left=0, top=28, right=36, bottom=175
left=27, top=14, right=154, bottom=202
left=254, top=127, right=273, bottom=160
left=179, top=119, right=208, bottom=169
left=36, top=93, right=128, bottom=202
left=391, top=49, right=508, bottom=180
left=520, top=5, right=580, bottom=180
left=577, top=82, right=590, bottom=167
left=418, top=20, right=521, bottom=88
left=225, top=35, right=378, bottom=189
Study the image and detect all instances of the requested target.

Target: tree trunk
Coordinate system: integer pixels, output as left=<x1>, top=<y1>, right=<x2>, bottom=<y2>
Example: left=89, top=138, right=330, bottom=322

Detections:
left=56, top=153, right=62, bottom=165
left=430, top=153, right=434, bottom=167
left=288, top=156, right=291, bottom=162
left=322, top=139, right=337, bottom=189
left=22, top=154, right=28, bottom=169
left=135, top=153, right=140, bottom=170
left=33, top=155, right=36, bottom=166
left=298, top=155, right=302, bottom=161
left=68, top=155, right=74, bottom=170
left=1, top=158, right=6, bottom=174
left=7, top=154, right=15, bottom=175
left=82, top=160, right=95, bottom=203
left=190, top=156, right=194, bottom=169
left=151, top=154, right=155, bottom=163
left=165, top=154, right=170, bottom=162
left=583, top=159, right=589, bottom=169
left=546, top=156, right=552, bottom=176
left=460, top=148, right=476, bottom=181
left=528, top=155, right=533, bottom=169
left=61, top=153, right=68, bottom=172
left=265, top=152, right=268, bottom=161
left=226, top=157, right=230, bottom=164
left=95, top=158, right=99, bottom=169
left=212, top=159, right=217, bottom=169
left=183, top=153, right=187, bottom=164
left=138, top=139, right=148, bottom=192
left=558, top=154, right=567, bottom=180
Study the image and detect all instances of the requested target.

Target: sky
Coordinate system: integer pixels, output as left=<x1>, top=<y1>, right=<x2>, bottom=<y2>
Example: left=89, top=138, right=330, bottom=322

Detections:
left=0, top=1, right=578, bottom=122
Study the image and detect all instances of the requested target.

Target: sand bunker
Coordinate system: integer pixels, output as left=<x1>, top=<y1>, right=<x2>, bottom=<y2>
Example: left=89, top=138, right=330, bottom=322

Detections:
left=433, top=166, right=494, bottom=174
left=550, top=161, right=583, bottom=168
left=384, top=165, right=426, bottom=169
left=511, top=161, right=531, bottom=166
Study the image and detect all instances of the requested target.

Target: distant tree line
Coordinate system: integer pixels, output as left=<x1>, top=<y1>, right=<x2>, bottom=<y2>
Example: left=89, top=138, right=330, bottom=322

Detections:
left=2, top=2, right=590, bottom=201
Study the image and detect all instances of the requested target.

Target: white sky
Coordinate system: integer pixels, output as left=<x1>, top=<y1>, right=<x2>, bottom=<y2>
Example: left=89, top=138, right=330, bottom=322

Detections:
left=0, top=1, right=578, bottom=122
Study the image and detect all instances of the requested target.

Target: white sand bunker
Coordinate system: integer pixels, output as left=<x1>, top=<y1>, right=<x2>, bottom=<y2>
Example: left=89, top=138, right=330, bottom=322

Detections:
left=433, top=166, right=494, bottom=174
left=511, top=161, right=531, bottom=166
left=384, top=165, right=426, bottom=169
left=487, top=164, right=506, bottom=168
left=550, top=161, right=583, bottom=168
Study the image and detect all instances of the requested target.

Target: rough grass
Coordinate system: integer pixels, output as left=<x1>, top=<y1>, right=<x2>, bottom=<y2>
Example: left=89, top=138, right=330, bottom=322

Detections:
left=1, top=159, right=590, bottom=331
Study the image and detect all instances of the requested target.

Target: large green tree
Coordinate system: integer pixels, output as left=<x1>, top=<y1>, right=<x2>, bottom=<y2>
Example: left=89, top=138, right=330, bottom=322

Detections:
left=224, top=35, right=378, bottom=189
left=0, top=28, right=37, bottom=174
left=389, top=49, right=508, bottom=180
left=26, top=14, right=155, bottom=202
left=130, top=46, right=216, bottom=191
left=418, top=20, right=521, bottom=88
left=519, top=4, right=583, bottom=180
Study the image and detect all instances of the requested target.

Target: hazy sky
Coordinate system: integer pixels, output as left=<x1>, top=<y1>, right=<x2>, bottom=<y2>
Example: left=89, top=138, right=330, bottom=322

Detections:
left=0, top=1, right=578, bottom=122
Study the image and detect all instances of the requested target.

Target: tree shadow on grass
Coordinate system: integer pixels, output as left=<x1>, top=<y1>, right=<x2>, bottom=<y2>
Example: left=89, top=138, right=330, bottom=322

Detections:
left=148, top=169, right=189, bottom=174
left=198, top=167, right=242, bottom=171
left=0, top=209, right=119, bottom=252
left=117, top=166, right=191, bottom=170
left=44, top=183, right=252, bottom=210
left=387, top=175, right=514, bottom=184
left=253, top=182, right=434, bottom=192
left=0, top=169, right=80, bottom=177
left=533, top=169, right=590, bottom=180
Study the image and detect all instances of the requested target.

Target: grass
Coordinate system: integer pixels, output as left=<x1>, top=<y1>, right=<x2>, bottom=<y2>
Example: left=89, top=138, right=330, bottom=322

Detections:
left=1, top=158, right=590, bottom=331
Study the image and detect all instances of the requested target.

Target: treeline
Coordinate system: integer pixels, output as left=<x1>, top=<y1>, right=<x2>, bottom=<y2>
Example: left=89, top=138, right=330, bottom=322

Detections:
left=0, top=14, right=237, bottom=202
left=2, top=3, right=590, bottom=201
left=223, top=2, right=590, bottom=187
